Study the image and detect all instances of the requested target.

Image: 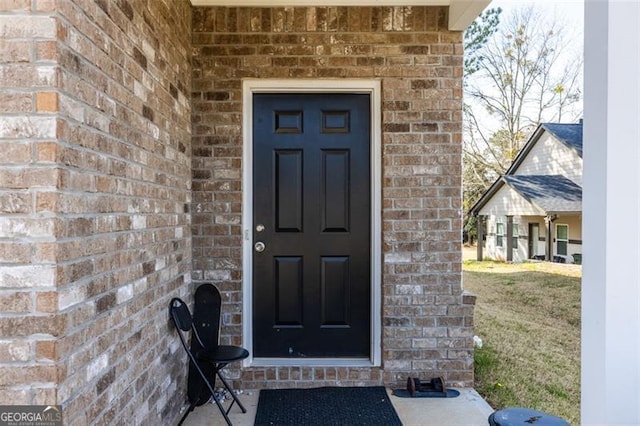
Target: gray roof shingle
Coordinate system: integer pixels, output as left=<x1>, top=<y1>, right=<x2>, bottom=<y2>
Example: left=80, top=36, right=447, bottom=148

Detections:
left=469, top=121, right=584, bottom=215
left=542, top=122, right=583, bottom=157
left=503, top=175, right=582, bottom=213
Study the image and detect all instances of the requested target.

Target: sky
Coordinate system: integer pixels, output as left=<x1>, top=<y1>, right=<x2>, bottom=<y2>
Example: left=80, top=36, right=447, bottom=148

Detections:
left=489, top=0, right=584, bottom=55
left=465, top=0, right=585, bottom=131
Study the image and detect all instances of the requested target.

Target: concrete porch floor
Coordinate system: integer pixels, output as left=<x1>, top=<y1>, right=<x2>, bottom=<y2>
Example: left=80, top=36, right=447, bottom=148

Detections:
left=182, top=388, right=494, bottom=425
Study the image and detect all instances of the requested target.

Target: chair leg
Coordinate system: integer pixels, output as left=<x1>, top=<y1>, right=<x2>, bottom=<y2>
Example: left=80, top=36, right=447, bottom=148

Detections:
left=216, top=371, right=247, bottom=414
left=210, top=390, right=233, bottom=426
left=203, top=370, right=234, bottom=426
left=177, top=400, right=197, bottom=426
left=183, top=367, right=234, bottom=426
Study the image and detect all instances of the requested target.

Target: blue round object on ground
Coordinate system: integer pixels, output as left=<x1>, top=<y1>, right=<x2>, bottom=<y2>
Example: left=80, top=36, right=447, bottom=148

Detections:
left=488, top=407, right=570, bottom=426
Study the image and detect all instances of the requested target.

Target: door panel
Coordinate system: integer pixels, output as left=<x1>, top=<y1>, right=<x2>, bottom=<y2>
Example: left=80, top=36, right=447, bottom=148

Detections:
left=275, top=150, right=303, bottom=232
left=322, top=150, right=350, bottom=232
left=253, top=93, right=371, bottom=358
left=274, top=256, right=303, bottom=326
left=321, top=256, right=350, bottom=327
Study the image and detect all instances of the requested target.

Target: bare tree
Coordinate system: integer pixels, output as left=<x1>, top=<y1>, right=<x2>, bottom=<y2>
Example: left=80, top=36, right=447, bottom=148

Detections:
left=463, top=5, right=583, bottom=241
left=466, top=6, right=582, bottom=163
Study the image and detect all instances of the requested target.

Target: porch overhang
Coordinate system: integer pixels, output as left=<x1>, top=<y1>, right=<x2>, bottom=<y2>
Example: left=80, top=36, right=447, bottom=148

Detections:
left=189, top=0, right=491, bottom=30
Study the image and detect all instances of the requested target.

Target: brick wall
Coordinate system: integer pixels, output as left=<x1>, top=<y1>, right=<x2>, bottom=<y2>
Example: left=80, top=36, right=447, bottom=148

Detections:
left=192, top=6, right=475, bottom=388
left=0, top=0, right=193, bottom=424
left=1, top=3, right=474, bottom=423
left=0, top=0, right=60, bottom=406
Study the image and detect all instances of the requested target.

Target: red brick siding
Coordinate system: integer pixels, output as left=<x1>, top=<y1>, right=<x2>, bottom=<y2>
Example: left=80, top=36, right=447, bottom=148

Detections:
left=0, top=3, right=474, bottom=423
left=0, top=0, right=193, bottom=424
left=0, top=0, right=62, bottom=407
left=191, top=6, right=474, bottom=389
left=54, top=1, right=193, bottom=423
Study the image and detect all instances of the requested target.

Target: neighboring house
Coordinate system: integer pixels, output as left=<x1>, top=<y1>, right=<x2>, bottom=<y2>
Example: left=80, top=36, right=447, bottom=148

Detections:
left=470, top=121, right=583, bottom=263
left=0, top=1, right=489, bottom=424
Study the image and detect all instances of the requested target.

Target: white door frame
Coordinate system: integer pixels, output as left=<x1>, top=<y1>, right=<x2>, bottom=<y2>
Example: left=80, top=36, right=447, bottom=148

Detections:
left=241, top=79, right=382, bottom=367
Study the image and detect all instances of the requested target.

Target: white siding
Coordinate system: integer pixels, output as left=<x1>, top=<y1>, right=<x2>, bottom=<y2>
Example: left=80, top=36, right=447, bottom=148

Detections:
left=483, top=215, right=505, bottom=261
left=478, top=183, right=545, bottom=217
left=476, top=125, right=583, bottom=263
left=512, top=219, right=527, bottom=262
left=481, top=214, right=581, bottom=263
left=483, top=215, right=530, bottom=262
left=559, top=214, right=583, bottom=241
left=516, top=131, right=583, bottom=185
left=554, top=214, right=582, bottom=262
left=521, top=216, right=547, bottom=260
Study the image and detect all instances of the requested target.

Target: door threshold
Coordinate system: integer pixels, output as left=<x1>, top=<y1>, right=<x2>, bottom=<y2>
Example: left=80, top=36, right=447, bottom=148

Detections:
left=250, top=358, right=373, bottom=367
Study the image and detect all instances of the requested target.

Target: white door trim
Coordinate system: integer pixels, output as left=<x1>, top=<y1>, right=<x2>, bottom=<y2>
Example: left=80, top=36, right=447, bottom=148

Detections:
left=241, top=79, right=382, bottom=367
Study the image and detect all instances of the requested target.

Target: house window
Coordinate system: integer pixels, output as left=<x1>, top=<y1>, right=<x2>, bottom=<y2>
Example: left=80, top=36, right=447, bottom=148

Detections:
left=513, top=224, right=519, bottom=249
left=496, top=222, right=504, bottom=247
left=556, top=224, right=568, bottom=256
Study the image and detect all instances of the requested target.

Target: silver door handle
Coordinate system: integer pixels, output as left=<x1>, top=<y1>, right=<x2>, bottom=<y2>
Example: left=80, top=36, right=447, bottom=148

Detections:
left=255, top=242, right=265, bottom=252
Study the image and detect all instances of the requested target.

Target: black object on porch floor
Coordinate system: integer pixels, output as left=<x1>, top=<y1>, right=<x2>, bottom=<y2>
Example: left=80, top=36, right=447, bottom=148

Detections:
left=253, top=386, right=403, bottom=426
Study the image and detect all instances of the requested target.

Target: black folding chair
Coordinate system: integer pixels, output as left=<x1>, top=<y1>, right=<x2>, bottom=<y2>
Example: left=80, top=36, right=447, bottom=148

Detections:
left=169, top=284, right=249, bottom=425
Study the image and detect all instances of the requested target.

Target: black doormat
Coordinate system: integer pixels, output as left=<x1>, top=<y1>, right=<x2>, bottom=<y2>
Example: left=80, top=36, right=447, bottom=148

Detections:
left=254, top=386, right=403, bottom=426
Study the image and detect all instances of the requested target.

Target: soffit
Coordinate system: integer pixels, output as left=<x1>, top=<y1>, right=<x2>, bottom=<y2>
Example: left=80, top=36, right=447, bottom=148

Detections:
left=189, top=0, right=491, bottom=30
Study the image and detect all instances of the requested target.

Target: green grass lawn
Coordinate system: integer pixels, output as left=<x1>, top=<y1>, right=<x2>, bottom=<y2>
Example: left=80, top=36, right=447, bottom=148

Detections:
left=464, top=258, right=581, bottom=425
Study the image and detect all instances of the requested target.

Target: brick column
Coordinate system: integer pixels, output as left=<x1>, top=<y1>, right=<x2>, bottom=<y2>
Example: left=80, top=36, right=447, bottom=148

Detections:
left=0, top=5, right=60, bottom=405
left=1, top=1, right=194, bottom=424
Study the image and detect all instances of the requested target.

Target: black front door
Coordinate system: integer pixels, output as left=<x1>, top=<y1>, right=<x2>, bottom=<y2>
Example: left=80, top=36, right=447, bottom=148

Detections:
left=252, top=93, right=371, bottom=358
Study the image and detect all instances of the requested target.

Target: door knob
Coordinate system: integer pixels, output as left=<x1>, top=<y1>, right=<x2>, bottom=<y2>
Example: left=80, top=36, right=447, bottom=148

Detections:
left=254, top=241, right=265, bottom=252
